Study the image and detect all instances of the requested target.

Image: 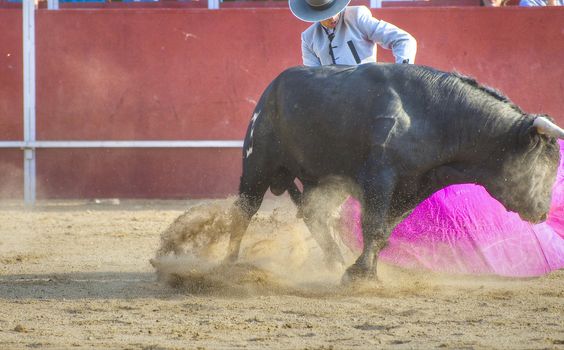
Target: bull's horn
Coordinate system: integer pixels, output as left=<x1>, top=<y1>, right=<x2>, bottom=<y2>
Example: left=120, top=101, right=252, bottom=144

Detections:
left=533, top=117, right=564, bottom=139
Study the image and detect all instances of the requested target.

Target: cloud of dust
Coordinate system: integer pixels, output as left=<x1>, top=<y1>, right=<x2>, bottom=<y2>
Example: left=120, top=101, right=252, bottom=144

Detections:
left=150, top=179, right=523, bottom=297
left=150, top=180, right=363, bottom=296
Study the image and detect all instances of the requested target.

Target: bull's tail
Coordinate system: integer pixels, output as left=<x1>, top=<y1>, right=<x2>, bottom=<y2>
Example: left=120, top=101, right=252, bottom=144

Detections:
left=226, top=82, right=278, bottom=263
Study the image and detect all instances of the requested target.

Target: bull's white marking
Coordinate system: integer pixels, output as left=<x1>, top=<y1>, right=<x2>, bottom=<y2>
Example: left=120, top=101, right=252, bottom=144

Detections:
left=251, top=111, right=259, bottom=123
left=245, top=110, right=260, bottom=158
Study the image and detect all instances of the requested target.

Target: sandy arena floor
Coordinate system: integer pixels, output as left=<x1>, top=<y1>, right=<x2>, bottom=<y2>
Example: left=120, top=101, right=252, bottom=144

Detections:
left=0, top=197, right=562, bottom=349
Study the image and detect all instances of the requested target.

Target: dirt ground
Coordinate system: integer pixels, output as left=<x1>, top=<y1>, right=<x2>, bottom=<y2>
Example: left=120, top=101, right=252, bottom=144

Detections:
left=0, top=197, right=562, bottom=350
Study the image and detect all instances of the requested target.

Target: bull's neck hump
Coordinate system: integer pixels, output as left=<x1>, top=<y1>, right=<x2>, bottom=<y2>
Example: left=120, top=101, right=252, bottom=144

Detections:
left=453, top=96, right=524, bottom=161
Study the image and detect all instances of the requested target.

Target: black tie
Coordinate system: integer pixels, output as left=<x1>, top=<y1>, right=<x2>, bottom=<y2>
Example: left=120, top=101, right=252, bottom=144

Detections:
left=323, top=27, right=337, bottom=64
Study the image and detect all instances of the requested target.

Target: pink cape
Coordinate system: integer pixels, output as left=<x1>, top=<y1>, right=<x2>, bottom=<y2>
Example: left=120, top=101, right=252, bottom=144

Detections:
left=340, top=141, right=564, bottom=277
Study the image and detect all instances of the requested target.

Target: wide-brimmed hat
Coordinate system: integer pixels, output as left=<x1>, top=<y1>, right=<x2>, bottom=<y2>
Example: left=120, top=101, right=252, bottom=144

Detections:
left=289, top=0, right=351, bottom=23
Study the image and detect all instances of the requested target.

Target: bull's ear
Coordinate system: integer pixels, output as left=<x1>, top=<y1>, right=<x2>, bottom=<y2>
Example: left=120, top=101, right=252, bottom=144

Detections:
left=532, top=115, right=564, bottom=139
left=519, top=117, right=541, bottom=146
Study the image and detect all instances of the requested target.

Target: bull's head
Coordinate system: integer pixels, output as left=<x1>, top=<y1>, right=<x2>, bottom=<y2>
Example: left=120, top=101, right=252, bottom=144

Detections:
left=484, top=115, right=562, bottom=223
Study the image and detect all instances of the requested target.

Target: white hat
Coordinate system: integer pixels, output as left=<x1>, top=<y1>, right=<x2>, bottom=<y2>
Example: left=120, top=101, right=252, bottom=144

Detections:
left=289, top=0, right=351, bottom=23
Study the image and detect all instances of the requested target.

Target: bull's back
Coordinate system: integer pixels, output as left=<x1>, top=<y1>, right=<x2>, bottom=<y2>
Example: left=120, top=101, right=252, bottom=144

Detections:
left=268, top=64, right=420, bottom=177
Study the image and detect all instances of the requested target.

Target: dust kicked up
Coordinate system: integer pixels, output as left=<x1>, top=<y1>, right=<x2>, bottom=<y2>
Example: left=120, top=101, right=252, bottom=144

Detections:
left=150, top=190, right=363, bottom=296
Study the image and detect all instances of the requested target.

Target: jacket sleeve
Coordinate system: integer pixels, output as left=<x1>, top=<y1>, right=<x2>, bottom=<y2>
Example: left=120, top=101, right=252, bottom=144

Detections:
left=302, top=32, right=322, bottom=66
left=355, top=6, right=417, bottom=64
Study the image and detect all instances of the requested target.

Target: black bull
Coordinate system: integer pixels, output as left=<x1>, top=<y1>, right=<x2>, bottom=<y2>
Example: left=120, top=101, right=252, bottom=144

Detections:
left=224, top=63, right=562, bottom=282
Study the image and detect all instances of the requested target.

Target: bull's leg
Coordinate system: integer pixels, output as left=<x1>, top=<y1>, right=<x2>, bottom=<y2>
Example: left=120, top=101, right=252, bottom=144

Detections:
left=342, top=169, right=395, bottom=283
left=224, top=176, right=269, bottom=263
left=300, top=182, right=347, bottom=270
left=287, top=181, right=303, bottom=218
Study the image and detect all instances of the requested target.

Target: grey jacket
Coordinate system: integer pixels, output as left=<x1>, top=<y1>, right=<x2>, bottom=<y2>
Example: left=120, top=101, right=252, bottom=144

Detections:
left=301, top=6, right=417, bottom=66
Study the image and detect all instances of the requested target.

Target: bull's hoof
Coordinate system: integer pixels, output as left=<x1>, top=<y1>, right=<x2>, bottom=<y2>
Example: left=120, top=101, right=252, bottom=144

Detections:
left=341, top=264, right=376, bottom=285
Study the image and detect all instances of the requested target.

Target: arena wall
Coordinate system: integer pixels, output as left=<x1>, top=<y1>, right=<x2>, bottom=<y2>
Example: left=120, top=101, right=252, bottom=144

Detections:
left=0, top=7, right=563, bottom=199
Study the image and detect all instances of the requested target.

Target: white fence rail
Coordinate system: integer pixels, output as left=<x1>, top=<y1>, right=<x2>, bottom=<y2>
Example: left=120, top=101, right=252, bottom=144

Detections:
left=44, top=0, right=386, bottom=10
left=0, top=141, right=244, bottom=149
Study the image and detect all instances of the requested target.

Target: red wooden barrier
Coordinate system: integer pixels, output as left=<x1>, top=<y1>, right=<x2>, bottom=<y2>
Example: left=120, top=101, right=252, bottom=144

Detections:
left=36, top=148, right=240, bottom=198
left=0, top=151, right=23, bottom=198
left=0, top=7, right=562, bottom=199
left=0, top=11, right=22, bottom=141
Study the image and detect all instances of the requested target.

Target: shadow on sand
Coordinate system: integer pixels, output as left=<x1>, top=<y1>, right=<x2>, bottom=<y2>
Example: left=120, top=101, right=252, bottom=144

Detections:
left=0, top=271, right=181, bottom=300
